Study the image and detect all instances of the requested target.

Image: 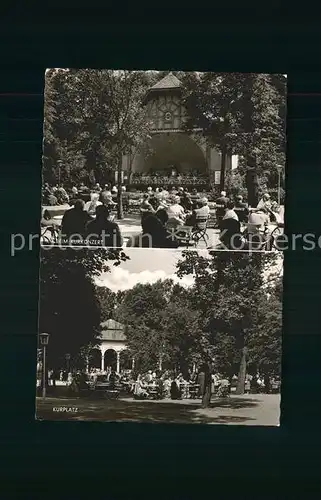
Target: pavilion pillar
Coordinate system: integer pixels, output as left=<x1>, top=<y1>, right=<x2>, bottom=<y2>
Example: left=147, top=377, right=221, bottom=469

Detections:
left=101, top=350, right=105, bottom=372
left=116, top=351, right=120, bottom=374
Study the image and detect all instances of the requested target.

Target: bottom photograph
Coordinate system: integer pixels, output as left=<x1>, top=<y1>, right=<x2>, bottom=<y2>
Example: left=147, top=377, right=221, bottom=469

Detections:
left=36, top=247, right=283, bottom=426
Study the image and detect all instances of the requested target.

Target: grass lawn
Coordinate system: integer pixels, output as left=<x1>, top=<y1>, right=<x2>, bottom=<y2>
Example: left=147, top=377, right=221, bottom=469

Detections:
left=36, top=394, right=280, bottom=426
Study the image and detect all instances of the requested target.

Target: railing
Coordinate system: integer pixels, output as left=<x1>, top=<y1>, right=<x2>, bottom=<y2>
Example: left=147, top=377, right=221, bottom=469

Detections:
left=131, top=176, right=209, bottom=186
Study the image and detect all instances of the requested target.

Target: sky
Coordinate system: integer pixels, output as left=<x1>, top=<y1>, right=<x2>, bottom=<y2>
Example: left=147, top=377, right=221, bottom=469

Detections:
left=96, top=248, right=283, bottom=293
left=96, top=249, right=200, bottom=292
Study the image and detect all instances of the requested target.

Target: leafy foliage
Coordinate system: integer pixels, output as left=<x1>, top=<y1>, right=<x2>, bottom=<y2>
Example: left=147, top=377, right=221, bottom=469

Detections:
left=96, top=286, right=126, bottom=322
left=43, top=70, right=153, bottom=195
left=181, top=72, right=286, bottom=203
left=114, top=279, right=206, bottom=374
left=176, top=251, right=282, bottom=392
left=44, top=69, right=285, bottom=206
left=39, top=248, right=129, bottom=368
left=109, top=250, right=282, bottom=387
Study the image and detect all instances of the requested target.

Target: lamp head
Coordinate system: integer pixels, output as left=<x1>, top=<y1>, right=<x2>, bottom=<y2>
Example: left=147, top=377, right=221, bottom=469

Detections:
left=39, top=333, right=50, bottom=346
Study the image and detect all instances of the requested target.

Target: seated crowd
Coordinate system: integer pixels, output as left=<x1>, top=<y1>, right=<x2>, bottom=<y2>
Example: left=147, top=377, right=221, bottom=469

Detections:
left=127, top=185, right=211, bottom=248
left=45, top=365, right=280, bottom=398
left=42, top=181, right=124, bottom=206
left=41, top=181, right=282, bottom=249
left=42, top=182, right=123, bottom=246
left=215, top=190, right=283, bottom=250
left=41, top=183, right=212, bottom=248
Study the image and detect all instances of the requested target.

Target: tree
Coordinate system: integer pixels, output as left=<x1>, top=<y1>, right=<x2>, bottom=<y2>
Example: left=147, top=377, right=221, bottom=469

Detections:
left=182, top=72, right=242, bottom=191
left=161, top=284, right=206, bottom=375
left=247, top=278, right=283, bottom=378
left=95, top=286, right=126, bottom=322
left=42, top=69, right=84, bottom=186
left=43, top=69, right=153, bottom=217
left=233, top=73, right=286, bottom=205
left=39, top=247, right=129, bottom=369
left=181, top=72, right=286, bottom=203
left=115, top=279, right=207, bottom=374
left=176, top=250, right=282, bottom=394
left=115, top=280, right=172, bottom=371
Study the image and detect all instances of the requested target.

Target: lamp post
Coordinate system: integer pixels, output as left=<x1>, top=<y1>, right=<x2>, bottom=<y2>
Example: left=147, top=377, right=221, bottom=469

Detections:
left=57, top=160, right=63, bottom=186
left=159, top=343, right=165, bottom=372
left=39, top=333, right=50, bottom=400
left=276, top=165, right=283, bottom=206
left=65, top=353, right=71, bottom=374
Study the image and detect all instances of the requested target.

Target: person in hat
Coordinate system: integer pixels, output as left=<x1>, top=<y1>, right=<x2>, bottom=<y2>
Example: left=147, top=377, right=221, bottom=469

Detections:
left=167, top=195, right=185, bottom=226
left=257, top=193, right=273, bottom=222
left=140, top=194, right=155, bottom=222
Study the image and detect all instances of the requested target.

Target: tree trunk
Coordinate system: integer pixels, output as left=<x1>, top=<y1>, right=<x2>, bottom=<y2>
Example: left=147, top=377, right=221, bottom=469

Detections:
left=93, top=165, right=102, bottom=186
left=127, top=150, right=135, bottom=187
left=117, top=154, right=123, bottom=219
left=219, top=145, right=227, bottom=192
left=235, top=346, right=248, bottom=395
left=245, top=167, right=259, bottom=207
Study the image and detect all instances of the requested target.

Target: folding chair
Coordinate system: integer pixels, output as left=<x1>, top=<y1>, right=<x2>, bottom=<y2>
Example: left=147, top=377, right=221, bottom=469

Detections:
left=192, top=215, right=209, bottom=247
left=41, top=225, right=60, bottom=245
left=165, top=218, right=193, bottom=248
left=167, top=225, right=194, bottom=248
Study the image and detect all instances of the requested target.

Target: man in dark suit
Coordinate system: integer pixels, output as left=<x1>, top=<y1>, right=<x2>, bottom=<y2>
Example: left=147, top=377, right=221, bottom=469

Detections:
left=234, top=195, right=249, bottom=223
left=215, top=190, right=230, bottom=226
left=86, top=205, right=122, bottom=247
left=61, top=199, right=92, bottom=245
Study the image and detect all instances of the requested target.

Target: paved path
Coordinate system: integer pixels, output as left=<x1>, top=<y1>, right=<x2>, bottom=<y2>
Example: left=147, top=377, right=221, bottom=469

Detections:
left=36, top=394, right=280, bottom=426
left=117, top=215, right=220, bottom=249
left=116, top=214, right=283, bottom=250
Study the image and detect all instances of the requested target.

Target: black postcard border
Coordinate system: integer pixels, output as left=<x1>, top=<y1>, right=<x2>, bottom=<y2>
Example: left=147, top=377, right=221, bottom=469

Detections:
left=1, top=20, right=321, bottom=493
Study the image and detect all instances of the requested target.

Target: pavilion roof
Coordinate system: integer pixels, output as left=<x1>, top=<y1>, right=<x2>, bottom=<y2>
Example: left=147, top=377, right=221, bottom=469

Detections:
left=149, top=72, right=182, bottom=90
left=101, top=319, right=127, bottom=342
left=143, top=72, right=182, bottom=104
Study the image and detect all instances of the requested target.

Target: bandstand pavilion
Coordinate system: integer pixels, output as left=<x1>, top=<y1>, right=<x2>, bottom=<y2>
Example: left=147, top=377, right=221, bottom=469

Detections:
left=121, top=72, right=236, bottom=187
left=89, top=319, right=133, bottom=374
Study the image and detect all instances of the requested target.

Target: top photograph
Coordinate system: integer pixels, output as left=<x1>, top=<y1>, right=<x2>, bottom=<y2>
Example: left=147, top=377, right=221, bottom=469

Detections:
left=41, top=70, right=286, bottom=251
